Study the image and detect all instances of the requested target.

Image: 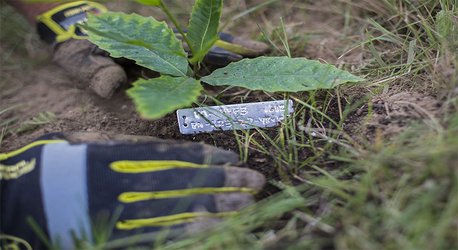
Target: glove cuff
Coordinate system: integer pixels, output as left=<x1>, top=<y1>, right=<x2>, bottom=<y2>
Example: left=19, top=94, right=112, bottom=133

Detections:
left=36, top=1, right=107, bottom=44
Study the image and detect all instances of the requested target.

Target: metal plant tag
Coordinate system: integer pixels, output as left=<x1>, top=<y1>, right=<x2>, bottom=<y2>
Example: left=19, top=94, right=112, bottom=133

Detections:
left=177, top=100, right=294, bottom=134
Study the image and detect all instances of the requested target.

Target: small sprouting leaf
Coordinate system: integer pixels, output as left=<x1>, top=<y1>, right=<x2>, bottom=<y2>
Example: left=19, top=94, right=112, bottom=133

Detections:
left=187, top=0, right=223, bottom=63
left=16, top=112, right=56, bottom=133
left=134, top=0, right=162, bottom=6
left=202, top=56, right=364, bottom=92
left=127, top=76, right=202, bottom=119
left=83, top=12, right=188, bottom=77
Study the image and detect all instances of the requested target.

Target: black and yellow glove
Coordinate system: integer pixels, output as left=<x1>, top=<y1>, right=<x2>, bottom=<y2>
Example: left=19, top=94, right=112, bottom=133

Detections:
left=0, top=132, right=265, bottom=249
left=37, top=1, right=126, bottom=99
left=35, top=1, right=269, bottom=98
left=36, top=1, right=107, bottom=44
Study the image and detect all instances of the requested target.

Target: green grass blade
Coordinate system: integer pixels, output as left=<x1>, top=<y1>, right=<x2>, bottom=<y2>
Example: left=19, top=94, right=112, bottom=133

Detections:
left=134, top=0, right=161, bottom=6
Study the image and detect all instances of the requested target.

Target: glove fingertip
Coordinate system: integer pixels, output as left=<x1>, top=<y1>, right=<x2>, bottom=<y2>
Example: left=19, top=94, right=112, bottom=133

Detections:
left=223, top=166, right=266, bottom=192
left=90, top=65, right=127, bottom=98
left=215, top=193, right=254, bottom=212
left=232, top=37, right=271, bottom=56
left=202, top=145, right=239, bottom=165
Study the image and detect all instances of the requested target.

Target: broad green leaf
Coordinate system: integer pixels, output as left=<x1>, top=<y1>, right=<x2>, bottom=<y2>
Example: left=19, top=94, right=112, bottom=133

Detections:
left=187, top=0, right=223, bottom=63
left=127, top=76, right=202, bottom=119
left=202, top=56, right=364, bottom=92
left=84, top=12, right=188, bottom=77
left=134, top=0, right=162, bottom=6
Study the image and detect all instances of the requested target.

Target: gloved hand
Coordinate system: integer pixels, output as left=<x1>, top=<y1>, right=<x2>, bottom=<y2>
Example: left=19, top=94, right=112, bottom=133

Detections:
left=36, top=1, right=269, bottom=99
left=0, top=132, right=265, bottom=249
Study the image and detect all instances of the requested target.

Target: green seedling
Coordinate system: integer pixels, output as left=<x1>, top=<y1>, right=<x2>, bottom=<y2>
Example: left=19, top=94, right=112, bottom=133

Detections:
left=16, top=111, right=56, bottom=134
left=82, top=0, right=363, bottom=119
left=0, top=108, right=55, bottom=149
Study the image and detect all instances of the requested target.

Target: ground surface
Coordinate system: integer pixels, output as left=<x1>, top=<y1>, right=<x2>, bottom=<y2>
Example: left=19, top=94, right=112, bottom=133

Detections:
left=1, top=0, right=457, bottom=249
left=0, top=0, right=445, bottom=178
left=1, top=0, right=443, bottom=156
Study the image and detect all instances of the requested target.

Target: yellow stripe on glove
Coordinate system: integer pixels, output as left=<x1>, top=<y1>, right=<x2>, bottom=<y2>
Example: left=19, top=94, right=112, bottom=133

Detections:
left=117, top=211, right=236, bottom=230
left=0, top=140, right=65, bottom=161
left=110, top=160, right=208, bottom=173
left=119, top=187, right=257, bottom=203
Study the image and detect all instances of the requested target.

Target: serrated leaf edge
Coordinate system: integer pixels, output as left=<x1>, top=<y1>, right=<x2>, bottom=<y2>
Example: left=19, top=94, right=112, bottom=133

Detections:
left=85, top=12, right=188, bottom=77
left=187, top=0, right=222, bottom=63
left=201, top=56, right=364, bottom=92
left=126, top=77, right=203, bottom=119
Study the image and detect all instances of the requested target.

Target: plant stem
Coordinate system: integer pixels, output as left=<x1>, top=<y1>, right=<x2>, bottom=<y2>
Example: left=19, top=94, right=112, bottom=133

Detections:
left=159, top=1, right=195, bottom=57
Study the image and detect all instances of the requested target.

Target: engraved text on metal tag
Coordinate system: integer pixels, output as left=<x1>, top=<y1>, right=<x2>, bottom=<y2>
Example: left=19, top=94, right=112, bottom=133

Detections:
left=177, top=100, right=294, bottom=134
